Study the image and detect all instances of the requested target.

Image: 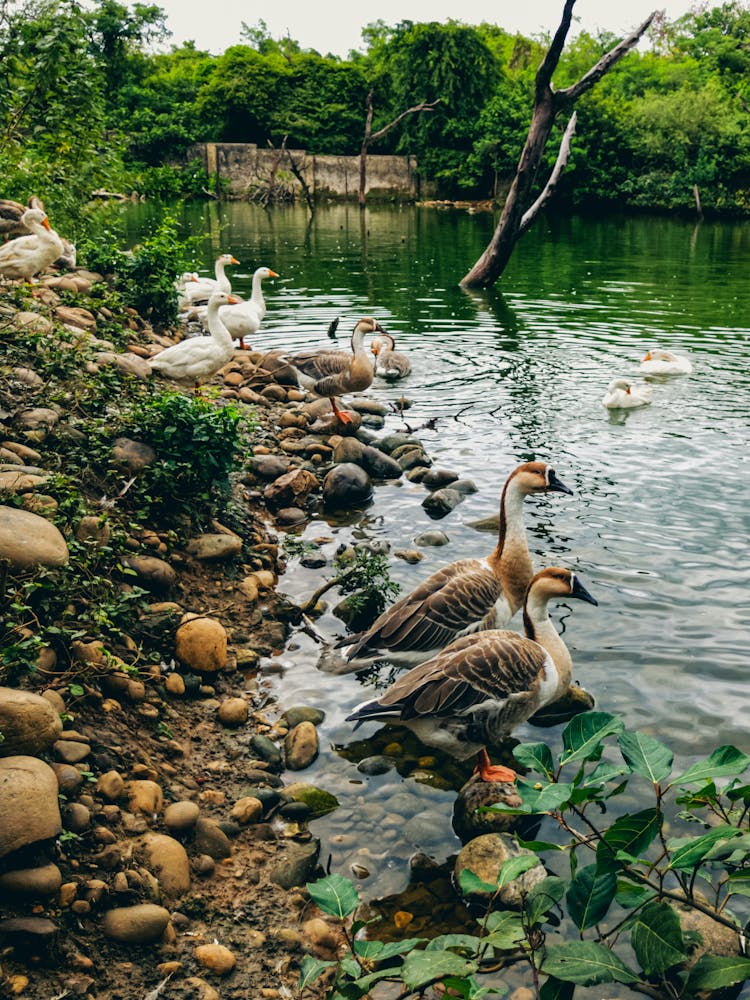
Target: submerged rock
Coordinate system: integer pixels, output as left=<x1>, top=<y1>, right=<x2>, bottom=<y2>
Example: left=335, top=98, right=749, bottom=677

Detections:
left=455, top=833, right=545, bottom=909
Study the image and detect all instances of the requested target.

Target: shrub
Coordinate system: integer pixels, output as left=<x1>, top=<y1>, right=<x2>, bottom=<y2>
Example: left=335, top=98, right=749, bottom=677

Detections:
left=123, top=389, right=248, bottom=523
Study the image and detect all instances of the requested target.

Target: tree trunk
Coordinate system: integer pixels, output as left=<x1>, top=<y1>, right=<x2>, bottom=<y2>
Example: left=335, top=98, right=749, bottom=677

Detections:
left=460, top=2, right=657, bottom=288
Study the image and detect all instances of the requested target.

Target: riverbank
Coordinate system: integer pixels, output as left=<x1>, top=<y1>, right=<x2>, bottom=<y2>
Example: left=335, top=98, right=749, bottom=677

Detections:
left=0, top=270, right=439, bottom=998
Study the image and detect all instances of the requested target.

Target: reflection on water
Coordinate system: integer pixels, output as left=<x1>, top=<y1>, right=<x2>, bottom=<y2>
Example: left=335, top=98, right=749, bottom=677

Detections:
left=133, top=203, right=750, bottom=934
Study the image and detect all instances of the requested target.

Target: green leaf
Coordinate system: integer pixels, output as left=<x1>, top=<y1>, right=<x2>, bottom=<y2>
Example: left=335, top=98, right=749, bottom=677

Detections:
left=353, top=936, right=425, bottom=960
left=400, top=948, right=476, bottom=989
left=459, top=868, right=498, bottom=895
left=517, top=837, right=564, bottom=853
left=560, top=712, right=624, bottom=766
left=497, top=854, right=540, bottom=887
left=615, top=881, right=657, bottom=909
left=298, top=955, right=335, bottom=989
left=513, top=741, right=555, bottom=777
left=516, top=779, right=575, bottom=814
left=525, top=876, right=566, bottom=926
left=671, top=746, right=750, bottom=787
left=566, top=864, right=617, bottom=930
left=539, top=976, right=575, bottom=1000
left=596, top=808, right=661, bottom=873
left=306, top=873, right=359, bottom=918
left=584, top=761, right=631, bottom=787
left=630, top=901, right=687, bottom=975
left=482, top=911, right=526, bottom=950
left=426, top=933, right=482, bottom=953
left=541, top=942, right=638, bottom=985
left=618, top=730, right=673, bottom=784
left=686, top=955, right=750, bottom=991
left=726, top=872, right=750, bottom=898
left=667, top=826, right=741, bottom=870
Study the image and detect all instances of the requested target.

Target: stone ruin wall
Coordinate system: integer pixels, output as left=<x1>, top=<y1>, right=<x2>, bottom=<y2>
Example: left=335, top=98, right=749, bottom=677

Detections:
left=189, top=143, right=433, bottom=200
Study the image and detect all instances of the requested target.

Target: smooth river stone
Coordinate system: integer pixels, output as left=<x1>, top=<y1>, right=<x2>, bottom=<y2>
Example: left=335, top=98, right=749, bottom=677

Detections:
left=0, top=756, right=62, bottom=859
left=0, top=687, right=62, bottom=756
left=0, top=506, right=68, bottom=568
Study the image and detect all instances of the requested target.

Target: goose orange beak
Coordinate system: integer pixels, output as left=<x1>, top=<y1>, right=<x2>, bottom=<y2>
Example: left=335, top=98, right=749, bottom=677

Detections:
left=41, top=217, right=51, bottom=231
left=227, top=294, right=240, bottom=304
left=230, top=256, right=240, bottom=265
left=268, top=269, right=279, bottom=278
left=643, top=351, right=652, bottom=361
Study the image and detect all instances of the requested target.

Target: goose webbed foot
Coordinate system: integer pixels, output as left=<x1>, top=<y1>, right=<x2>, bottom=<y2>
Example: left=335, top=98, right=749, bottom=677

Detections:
left=474, top=747, right=517, bottom=784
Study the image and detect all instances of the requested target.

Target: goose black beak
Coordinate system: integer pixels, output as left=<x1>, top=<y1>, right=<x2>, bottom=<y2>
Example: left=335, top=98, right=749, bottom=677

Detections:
left=570, top=575, right=597, bottom=606
left=548, top=469, right=573, bottom=496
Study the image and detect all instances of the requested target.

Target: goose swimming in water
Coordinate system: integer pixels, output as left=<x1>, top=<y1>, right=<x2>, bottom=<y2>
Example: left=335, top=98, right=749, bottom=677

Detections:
left=334, top=462, right=573, bottom=671
left=346, top=567, right=597, bottom=783
left=286, top=316, right=383, bottom=424
left=602, top=379, right=652, bottom=409
left=371, top=332, right=411, bottom=380
left=640, top=349, right=693, bottom=376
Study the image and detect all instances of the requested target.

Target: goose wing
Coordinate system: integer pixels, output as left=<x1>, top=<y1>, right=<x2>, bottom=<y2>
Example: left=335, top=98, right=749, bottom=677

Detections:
left=289, top=348, right=351, bottom=382
left=342, top=559, right=503, bottom=659
left=350, top=630, right=548, bottom=721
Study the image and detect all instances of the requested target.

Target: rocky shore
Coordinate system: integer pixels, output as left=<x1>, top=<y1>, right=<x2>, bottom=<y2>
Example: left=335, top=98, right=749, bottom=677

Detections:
left=0, top=263, right=498, bottom=999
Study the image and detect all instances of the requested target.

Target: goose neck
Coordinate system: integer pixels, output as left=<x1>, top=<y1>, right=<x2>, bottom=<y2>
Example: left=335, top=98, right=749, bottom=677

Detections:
left=250, top=271, right=266, bottom=309
left=522, top=599, right=573, bottom=692
left=206, top=300, right=233, bottom=346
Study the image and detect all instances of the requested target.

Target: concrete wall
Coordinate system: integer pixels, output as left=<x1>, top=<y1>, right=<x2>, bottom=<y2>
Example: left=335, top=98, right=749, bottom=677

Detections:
left=189, top=143, right=431, bottom=201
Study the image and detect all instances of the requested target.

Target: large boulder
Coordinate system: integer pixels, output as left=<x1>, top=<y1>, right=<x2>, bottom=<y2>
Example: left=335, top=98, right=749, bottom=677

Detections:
left=0, top=756, right=62, bottom=859
left=0, top=506, right=68, bottom=569
left=322, top=463, right=372, bottom=510
left=0, top=688, right=62, bottom=757
left=175, top=616, right=227, bottom=674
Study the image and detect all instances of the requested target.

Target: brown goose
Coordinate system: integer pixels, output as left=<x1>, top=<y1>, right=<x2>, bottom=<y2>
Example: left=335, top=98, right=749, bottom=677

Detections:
left=335, top=462, right=573, bottom=670
left=372, top=331, right=411, bottom=380
left=287, top=316, right=384, bottom=424
left=346, top=567, right=597, bottom=782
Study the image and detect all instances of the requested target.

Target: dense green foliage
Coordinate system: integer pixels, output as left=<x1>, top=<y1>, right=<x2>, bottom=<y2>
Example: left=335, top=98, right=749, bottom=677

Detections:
left=302, top=712, right=750, bottom=998
left=2, top=1, right=750, bottom=217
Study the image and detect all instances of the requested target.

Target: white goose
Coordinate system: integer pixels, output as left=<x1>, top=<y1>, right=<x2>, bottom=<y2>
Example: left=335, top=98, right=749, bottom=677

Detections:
left=371, top=332, right=411, bottom=380
left=179, top=253, right=239, bottom=308
left=195, top=266, right=278, bottom=347
left=0, top=209, right=63, bottom=282
left=602, top=378, right=652, bottom=409
left=335, top=462, right=573, bottom=670
left=640, top=349, right=693, bottom=375
left=347, top=568, right=597, bottom=782
left=148, top=290, right=240, bottom=386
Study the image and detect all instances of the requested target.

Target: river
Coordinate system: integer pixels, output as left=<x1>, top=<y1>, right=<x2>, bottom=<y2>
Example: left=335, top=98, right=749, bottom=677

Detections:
left=128, top=199, right=750, bottom=986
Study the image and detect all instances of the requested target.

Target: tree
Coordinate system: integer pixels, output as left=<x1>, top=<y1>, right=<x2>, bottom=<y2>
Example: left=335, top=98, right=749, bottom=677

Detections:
left=460, top=0, right=657, bottom=288
left=358, top=90, right=439, bottom=206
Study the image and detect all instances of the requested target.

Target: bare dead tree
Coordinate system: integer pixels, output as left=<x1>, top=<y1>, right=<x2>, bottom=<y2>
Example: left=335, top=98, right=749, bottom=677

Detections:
left=460, top=1, right=657, bottom=288
left=283, top=143, right=315, bottom=214
left=359, top=90, right=440, bottom=207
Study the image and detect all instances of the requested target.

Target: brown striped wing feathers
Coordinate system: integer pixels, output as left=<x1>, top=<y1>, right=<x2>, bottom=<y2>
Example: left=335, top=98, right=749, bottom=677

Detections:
left=346, top=559, right=502, bottom=657
left=289, top=348, right=351, bottom=382
left=376, top=631, right=548, bottom=720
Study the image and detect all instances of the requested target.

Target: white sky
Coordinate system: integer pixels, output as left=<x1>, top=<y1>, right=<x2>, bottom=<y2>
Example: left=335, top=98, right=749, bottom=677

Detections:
left=150, top=1, right=700, bottom=58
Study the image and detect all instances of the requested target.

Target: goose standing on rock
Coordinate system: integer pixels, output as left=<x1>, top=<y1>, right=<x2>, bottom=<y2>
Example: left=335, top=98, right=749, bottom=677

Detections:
left=286, top=316, right=384, bottom=424
left=194, top=266, right=278, bottom=348
left=148, top=290, right=240, bottom=386
left=333, top=462, right=573, bottom=671
left=0, top=208, right=64, bottom=282
left=371, top=331, right=411, bottom=380
left=640, top=349, right=693, bottom=376
left=602, top=378, right=652, bottom=409
left=346, top=568, right=597, bottom=783
left=179, top=253, right=239, bottom=308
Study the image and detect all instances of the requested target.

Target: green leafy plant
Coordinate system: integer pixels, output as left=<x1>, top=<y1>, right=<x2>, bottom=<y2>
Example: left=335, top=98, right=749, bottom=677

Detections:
left=333, top=547, right=400, bottom=629
left=79, top=213, right=196, bottom=327
left=122, top=389, right=249, bottom=523
left=299, top=716, right=750, bottom=999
